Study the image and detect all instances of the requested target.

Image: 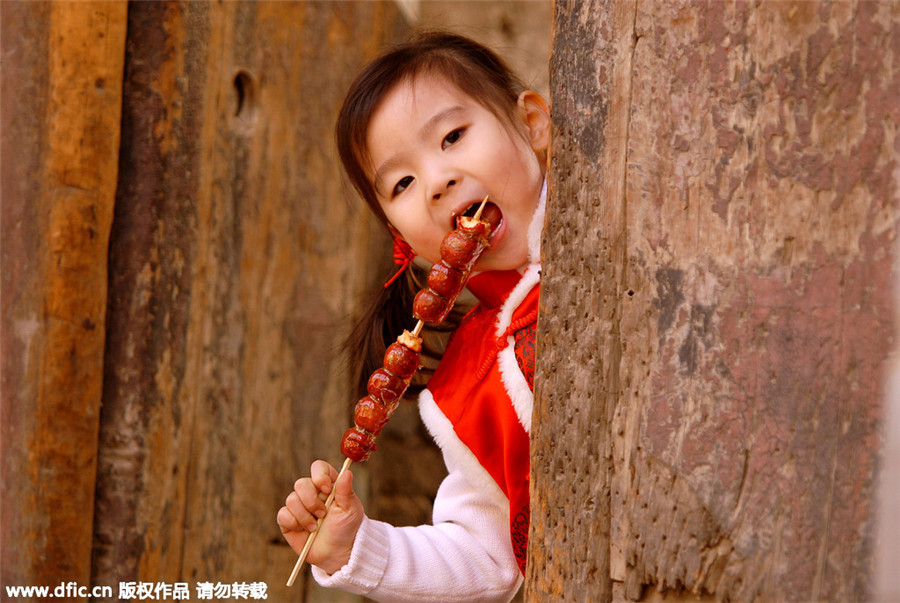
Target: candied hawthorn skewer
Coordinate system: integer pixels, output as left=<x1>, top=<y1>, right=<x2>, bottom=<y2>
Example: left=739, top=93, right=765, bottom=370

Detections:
left=345, top=195, right=492, bottom=462
left=287, top=331, right=428, bottom=586
left=287, top=331, right=424, bottom=586
left=287, top=197, right=493, bottom=586
left=341, top=330, right=423, bottom=462
left=413, top=198, right=493, bottom=324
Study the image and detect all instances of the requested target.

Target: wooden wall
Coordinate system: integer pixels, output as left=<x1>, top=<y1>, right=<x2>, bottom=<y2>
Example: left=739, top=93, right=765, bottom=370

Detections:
left=2, top=2, right=407, bottom=600
left=95, top=3, right=414, bottom=598
left=530, top=1, right=900, bottom=601
left=1, top=2, right=551, bottom=601
left=1, top=0, right=128, bottom=591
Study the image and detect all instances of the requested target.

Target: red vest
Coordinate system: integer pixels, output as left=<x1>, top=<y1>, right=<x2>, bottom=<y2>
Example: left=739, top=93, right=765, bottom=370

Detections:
left=426, top=270, right=538, bottom=574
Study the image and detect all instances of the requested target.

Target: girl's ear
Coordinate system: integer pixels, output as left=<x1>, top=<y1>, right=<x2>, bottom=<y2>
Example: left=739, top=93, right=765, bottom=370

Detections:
left=517, top=90, right=551, bottom=153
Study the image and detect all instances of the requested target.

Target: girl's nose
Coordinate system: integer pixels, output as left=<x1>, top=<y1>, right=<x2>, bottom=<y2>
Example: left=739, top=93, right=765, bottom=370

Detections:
left=432, top=179, right=457, bottom=202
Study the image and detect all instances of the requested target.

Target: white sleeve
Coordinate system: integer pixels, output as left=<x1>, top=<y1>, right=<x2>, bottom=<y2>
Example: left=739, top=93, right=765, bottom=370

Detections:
left=310, top=392, right=522, bottom=602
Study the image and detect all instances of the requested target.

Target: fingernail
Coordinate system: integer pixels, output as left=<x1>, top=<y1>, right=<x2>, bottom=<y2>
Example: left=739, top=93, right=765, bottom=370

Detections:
left=314, top=509, right=325, bottom=519
left=306, top=522, right=318, bottom=532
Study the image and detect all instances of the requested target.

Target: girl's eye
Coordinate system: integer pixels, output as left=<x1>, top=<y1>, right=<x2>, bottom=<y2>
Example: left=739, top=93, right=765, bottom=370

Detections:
left=392, top=176, right=413, bottom=197
left=441, top=128, right=465, bottom=150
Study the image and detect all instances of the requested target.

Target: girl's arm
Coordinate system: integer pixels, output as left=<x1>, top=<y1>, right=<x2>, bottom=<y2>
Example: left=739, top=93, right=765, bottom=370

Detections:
left=310, top=383, right=524, bottom=601
left=311, top=456, right=521, bottom=603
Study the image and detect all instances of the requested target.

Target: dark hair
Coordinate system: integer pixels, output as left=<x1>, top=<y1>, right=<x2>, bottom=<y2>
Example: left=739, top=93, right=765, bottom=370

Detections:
left=338, top=31, right=529, bottom=396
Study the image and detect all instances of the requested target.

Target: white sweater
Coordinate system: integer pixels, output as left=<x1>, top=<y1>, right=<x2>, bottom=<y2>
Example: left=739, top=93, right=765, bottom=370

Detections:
left=311, top=424, right=523, bottom=601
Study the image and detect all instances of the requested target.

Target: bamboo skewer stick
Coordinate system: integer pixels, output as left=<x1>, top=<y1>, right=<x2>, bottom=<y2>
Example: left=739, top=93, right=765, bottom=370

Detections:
left=412, top=320, right=424, bottom=338
left=286, top=457, right=353, bottom=587
left=472, top=194, right=489, bottom=221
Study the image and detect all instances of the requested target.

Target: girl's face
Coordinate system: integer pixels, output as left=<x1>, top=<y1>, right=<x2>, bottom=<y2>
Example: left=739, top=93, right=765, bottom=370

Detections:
left=365, top=74, right=550, bottom=272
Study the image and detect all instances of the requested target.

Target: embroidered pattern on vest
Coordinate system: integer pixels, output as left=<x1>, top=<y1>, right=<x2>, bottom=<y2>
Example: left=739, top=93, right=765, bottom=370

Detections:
left=511, top=504, right=530, bottom=574
left=510, top=321, right=535, bottom=572
left=513, top=322, right=536, bottom=390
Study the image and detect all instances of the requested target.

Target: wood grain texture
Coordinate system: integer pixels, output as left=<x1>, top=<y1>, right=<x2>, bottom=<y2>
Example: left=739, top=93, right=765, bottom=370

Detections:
left=91, top=2, right=405, bottom=599
left=1, top=0, right=127, bottom=590
left=527, top=1, right=636, bottom=600
left=532, top=1, right=899, bottom=601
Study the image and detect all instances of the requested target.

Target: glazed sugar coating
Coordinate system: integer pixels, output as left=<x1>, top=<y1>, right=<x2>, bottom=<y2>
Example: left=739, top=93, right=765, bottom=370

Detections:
left=426, top=262, right=465, bottom=300
left=341, top=427, right=376, bottom=463
left=367, top=368, right=407, bottom=404
left=354, top=395, right=395, bottom=435
left=383, top=342, right=419, bottom=380
left=439, top=231, right=482, bottom=271
left=413, top=288, right=452, bottom=324
left=457, top=216, right=491, bottom=243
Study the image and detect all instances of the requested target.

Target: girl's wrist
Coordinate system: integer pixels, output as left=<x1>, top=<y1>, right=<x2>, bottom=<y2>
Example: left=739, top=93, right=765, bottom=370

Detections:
left=318, top=550, right=351, bottom=576
left=317, top=517, right=362, bottom=575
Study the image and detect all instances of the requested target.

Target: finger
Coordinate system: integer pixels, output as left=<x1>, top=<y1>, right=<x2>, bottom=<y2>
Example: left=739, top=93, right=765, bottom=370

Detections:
left=285, top=489, right=321, bottom=532
left=310, top=460, right=338, bottom=494
left=277, top=503, right=310, bottom=534
left=293, top=477, right=328, bottom=516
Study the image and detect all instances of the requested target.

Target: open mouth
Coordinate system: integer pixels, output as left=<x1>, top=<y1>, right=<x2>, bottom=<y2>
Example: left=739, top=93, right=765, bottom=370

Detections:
left=459, top=200, right=502, bottom=236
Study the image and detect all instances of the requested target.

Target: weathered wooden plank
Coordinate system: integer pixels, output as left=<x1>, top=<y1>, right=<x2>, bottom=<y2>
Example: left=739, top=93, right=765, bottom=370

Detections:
left=0, top=2, right=50, bottom=586
left=534, top=1, right=898, bottom=601
left=527, top=1, right=636, bottom=600
left=0, top=0, right=127, bottom=590
left=91, top=1, right=406, bottom=599
left=91, top=0, right=204, bottom=587
left=616, top=2, right=899, bottom=600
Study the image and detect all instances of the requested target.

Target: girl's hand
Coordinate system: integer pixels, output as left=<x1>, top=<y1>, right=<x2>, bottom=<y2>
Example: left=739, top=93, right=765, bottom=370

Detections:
left=277, top=460, right=365, bottom=575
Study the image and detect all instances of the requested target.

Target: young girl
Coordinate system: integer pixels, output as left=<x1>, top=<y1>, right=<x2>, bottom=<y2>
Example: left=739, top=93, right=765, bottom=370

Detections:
left=277, top=31, right=550, bottom=601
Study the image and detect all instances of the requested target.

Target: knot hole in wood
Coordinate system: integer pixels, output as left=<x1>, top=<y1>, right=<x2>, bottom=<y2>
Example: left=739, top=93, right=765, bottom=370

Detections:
left=233, top=69, right=258, bottom=129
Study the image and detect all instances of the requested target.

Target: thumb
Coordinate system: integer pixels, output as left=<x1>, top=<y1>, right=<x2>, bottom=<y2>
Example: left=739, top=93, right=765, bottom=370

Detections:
left=332, top=468, right=359, bottom=509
